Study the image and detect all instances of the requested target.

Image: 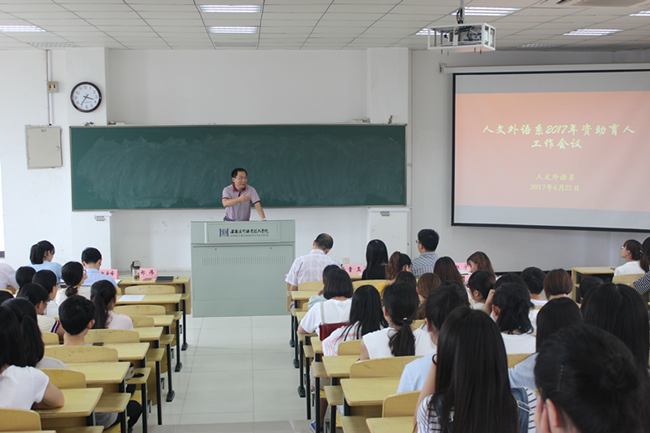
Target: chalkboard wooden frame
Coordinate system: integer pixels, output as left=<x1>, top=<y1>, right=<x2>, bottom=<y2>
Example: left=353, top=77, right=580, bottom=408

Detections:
left=70, top=124, right=406, bottom=210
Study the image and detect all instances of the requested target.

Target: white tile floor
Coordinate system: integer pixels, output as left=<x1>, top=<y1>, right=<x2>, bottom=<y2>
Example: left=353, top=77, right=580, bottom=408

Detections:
left=146, top=314, right=312, bottom=433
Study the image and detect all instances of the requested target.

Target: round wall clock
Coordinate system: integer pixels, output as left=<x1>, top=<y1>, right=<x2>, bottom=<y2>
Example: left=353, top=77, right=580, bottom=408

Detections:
left=70, top=82, right=102, bottom=112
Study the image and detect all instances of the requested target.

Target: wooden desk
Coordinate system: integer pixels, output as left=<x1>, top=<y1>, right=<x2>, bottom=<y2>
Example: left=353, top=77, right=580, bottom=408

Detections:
left=323, top=355, right=358, bottom=378
left=340, top=377, right=400, bottom=417
left=296, top=311, right=307, bottom=322
left=135, top=327, right=163, bottom=343
left=571, top=266, right=615, bottom=301
left=37, top=388, right=103, bottom=425
left=66, top=362, right=129, bottom=386
left=118, top=276, right=191, bottom=351
left=152, top=315, right=174, bottom=328
left=366, top=416, right=413, bottom=433
left=290, top=290, right=318, bottom=309
left=102, top=343, right=149, bottom=362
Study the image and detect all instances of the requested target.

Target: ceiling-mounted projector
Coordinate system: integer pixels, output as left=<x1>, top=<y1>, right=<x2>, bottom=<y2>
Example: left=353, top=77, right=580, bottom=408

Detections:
left=425, top=23, right=496, bottom=53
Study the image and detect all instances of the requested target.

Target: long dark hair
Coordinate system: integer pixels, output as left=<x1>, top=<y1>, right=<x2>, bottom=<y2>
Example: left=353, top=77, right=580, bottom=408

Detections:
left=582, top=283, right=649, bottom=369
left=91, top=280, right=117, bottom=329
left=365, top=240, right=388, bottom=270
left=430, top=307, right=518, bottom=433
left=2, top=298, right=44, bottom=367
left=433, top=256, right=464, bottom=284
left=0, top=304, right=28, bottom=368
left=624, top=239, right=650, bottom=273
left=492, top=283, right=533, bottom=334
left=535, top=297, right=582, bottom=352
left=383, top=282, right=419, bottom=356
left=62, top=261, right=85, bottom=297
left=535, top=325, right=650, bottom=433
left=341, top=285, right=387, bottom=340
left=30, top=240, right=55, bottom=265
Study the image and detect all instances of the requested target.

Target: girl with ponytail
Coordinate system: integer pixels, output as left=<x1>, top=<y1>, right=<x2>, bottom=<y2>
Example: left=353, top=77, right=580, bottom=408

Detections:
left=56, top=261, right=88, bottom=305
left=615, top=239, right=649, bottom=276
left=360, top=282, right=434, bottom=359
left=91, top=281, right=133, bottom=330
left=487, top=282, right=536, bottom=354
left=28, top=240, right=63, bottom=281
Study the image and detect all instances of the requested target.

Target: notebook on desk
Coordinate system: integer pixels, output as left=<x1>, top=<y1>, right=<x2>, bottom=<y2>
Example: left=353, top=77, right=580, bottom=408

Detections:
left=156, top=276, right=174, bottom=282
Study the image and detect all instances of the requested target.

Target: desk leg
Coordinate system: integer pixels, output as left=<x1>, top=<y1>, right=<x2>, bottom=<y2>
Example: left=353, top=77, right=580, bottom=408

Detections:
left=181, top=283, right=188, bottom=351
left=141, top=378, right=148, bottom=433
left=330, top=378, right=338, bottom=433
left=289, top=315, right=295, bottom=348
left=343, top=396, right=351, bottom=416
left=305, top=355, right=311, bottom=420
left=121, top=409, right=128, bottom=433
left=293, top=317, right=299, bottom=368
left=175, top=303, right=183, bottom=372
left=155, top=360, right=162, bottom=425
left=297, top=339, right=305, bottom=398
left=314, top=375, right=320, bottom=431
left=164, top=340, right=176, bottom=402
left=87, top=412, right=96, bottom=426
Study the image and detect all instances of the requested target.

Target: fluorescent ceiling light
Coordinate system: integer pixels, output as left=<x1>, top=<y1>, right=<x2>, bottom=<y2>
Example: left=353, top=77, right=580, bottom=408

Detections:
left=209, top=26, right=258, bottom=34
left=200, top=5, right=261, bottom=13
left=629, top=10, right=650, bottom=16
left=416, top=28, right=441, bottom=36
left=28, top=42, right=77, bottom=47
left=564, top=29, right=622, bottom=36
left=0, top=25, right=45, bottom=32
left=451, top=7, right=519, bottom=17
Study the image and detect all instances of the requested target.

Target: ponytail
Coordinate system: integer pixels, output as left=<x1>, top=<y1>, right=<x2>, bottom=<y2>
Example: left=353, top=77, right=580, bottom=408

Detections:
left=493, top=283, right=533, bottom=334
left=383, top=283, right=419, bottom=356
left=62, top=261, right=84, bottom=297
left=29, top=240, right=54, bottom=265
left=91, top=280, right=116, bottom=329
left=624, top=240, right=649, bottom=272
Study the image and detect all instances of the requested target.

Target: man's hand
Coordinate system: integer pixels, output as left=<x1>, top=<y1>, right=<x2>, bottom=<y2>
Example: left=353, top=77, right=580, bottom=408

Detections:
left=239, top=194, right=252, bottom=202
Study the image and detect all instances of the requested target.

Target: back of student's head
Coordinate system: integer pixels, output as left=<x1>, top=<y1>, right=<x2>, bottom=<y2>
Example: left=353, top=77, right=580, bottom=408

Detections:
left=433, top=307, right=517, bottom=433
left=467, top=251, right=494, bottom=274
left=433, top=256, right=464, bottom=284
left=0, top=290, right=14, bottom=305
left=543, top=268, right=573, bottom=298
left=62, top=261, right=85, bottom=297
left=314, top=233, right=333, bottom=251
left=322, top=264, right=339, bottom=283
left=520, top=266, right=546, bottom=295
left=535, top=324, right=650, bottom=433
left=365, top=239, right=388, bottom=269
left=386, top=251, right=411, bottom=280
left=0, top=304, right=27, bottom=367
left=417, top=273, right=441, bottom=299
left=578, top=276, right=603, bottom=304
left=426, top=282, right=470, bottom=334
left=383, top=282, right=419, bottom=356
left=81, top=247, right=102, bottom=264
left=492, top=283, right=533, bottom=334
left=494, top=273, right=526, bottom=290
left=623, top=239, right=650, bottom=273
left=16, top=266, right=36, bottom=289
left=417, top=229, right=439, bottom=252
left=346, top=285, right=386, bottom=339
left=394, top=271, right=416, bottom=290
left=322, top=267, right=353, bottom=299
left=91, top=280, right=117, bottom=329
left=32, top=270, right=57, bottom=297
left=467, top=270, right=495, bottom=301
left=59, top=295, right=95, bottom=336
left=582, top=283, right=649, bottom=369
left=17, top=283, right=50, bottom=307
left=30, top=240, right=55, bottom=265
left=2, top=297, right=44, bottom=367
left=535, top=297, right=582, bottom=352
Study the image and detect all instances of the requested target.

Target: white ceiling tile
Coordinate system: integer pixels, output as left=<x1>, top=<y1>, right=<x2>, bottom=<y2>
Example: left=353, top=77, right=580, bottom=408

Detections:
left=262, top=12, right=324, bottom=20
left=0, top=4, right=67, bottom=13
left=389, top=5, right=459, bottom=15
left=56, top=3, right=134, bottom=12
left=85, top=19, right=148, bottom=26
left=10, top=11, right=80, bottom=19
left=261, top=20, right=318, bottom=26
left=142, top=19, right=205, bottom=26
left=320, top=12, right=385, bottom=21
left=326, top=4, right=395, bottom=13
left=73, top=11, right=143, bottom=19
left=142, top=26, right=206, bottom=33
left=262, top=4, right=329, bottom=13
left=202, top=18, right=261, bottom=25
left=137, top=11, right=201, bottom=19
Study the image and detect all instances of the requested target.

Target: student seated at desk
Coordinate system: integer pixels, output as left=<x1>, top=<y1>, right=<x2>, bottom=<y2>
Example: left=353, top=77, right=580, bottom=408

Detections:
left=360, top=282, right=435, bottom=360
left=82, top=247, right=118, bottom=287
left=33, top=270, right=60, bottom=319
left=298, top=267, right=352, bottom=338
left=59, top=296, right=142, bottom=430
left=18, top=283, right=65, bottom=340
left=398, top=282, right=469, bottom=393
left=467, top=251, right=494, bottom=274
left=484, top=282, right=536, bottom=355
left=415, top=273, right=441, bottom=320
left=15, top=266, right=36, bottom=290
left=306, top=264, right=340, bottom=310
left=0, top=304, right=64, bottom=410
left=520, top=266, right=547, bottom=307
left=467, top=270, right=494, bottom=311
left=56, top=261, right=89, bottom=305
left=615, top=239, right=649, bottom=277
left=28, top=240, right=63, bottom=282
left=91, top=281, right=133, bottom=330
left=361, top=239, right=388, bottom=280
left=374, top=252, right=412, bottom=297
left=433, top=256, right=464, bottom=285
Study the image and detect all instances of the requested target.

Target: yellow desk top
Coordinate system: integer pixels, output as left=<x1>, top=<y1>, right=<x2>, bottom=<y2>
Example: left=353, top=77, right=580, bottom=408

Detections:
left=135, top=326, right=163, bottom=342
left=102, top=343, right=149, bottom=361
left=311, top=338, right=323, bottom=354
left=118, top=276, right=190, bottom=286
left=291, top=291, right=318, bottom=301
left=116, top=294, right=181, bottom=305
left=152, top=315, right=175, bottom=327
left=322, top=355, right=358, bottom=378
left=296, top=311, right=307, bottom=322
left=340, top=377, right=400, bottom=406
left=66, top=362, right=129, bottom=385
left=366, top=416, right=413, bottom=433
left=37, top=388, right=103, bottom=419
left=572, top=266, right=615, bottom=274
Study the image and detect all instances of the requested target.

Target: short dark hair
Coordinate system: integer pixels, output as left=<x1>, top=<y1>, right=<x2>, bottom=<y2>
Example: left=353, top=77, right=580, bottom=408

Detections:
left=535, top=297, right=582, bottom=351
left=395, top=270, right=416, bottom=290
left=322, top=264, right=339, bottom=282
left=15, top=266, right=36, bottom=289
left=322, top=267, right=353, bottom=299
left=543, top=269, right=573, bottom=297
left=0, top=291, right=14, bottom=306
left=314, top=233, right=333, bottom=250
left=32, top=270, right=57, bottom=296
left=59, top=295, right=95, bottom=336
left=231, top=168, right=247, bottom=178
left=520, top=267, right=546, bottom=295
left=81, top=247, right=102, bottom=264
left=578, top=276, right=603, bottom=303
left=417, top=229, right=439, bottom=252
left=426, top=282, right=470, bottom=332
left=467, top=270, right=495, bottom=300
left=17, top=283, right=50, bottom=306
left=494, top=273, right=526, bottom=291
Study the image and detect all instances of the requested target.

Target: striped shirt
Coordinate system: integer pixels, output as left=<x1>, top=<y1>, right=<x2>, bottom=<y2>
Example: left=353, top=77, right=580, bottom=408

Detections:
left=411, top=252, right=439, bottom=279
left=285, top=249, right=339, bottom=286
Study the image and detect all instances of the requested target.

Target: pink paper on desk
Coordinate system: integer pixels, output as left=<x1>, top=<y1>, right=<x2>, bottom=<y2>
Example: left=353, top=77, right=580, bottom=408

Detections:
left=139, top=268, right=158, bottom=280
left=456, top=262, right=471, bottom=273
left=345, top=264, right=365, bottom=274
left=100, top=269, right=119, bottom=279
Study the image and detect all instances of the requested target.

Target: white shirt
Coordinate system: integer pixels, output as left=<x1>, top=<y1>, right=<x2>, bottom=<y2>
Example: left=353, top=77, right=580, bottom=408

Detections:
left=508, top=353, right=538, bottom=390
left=106, top=311, right=134, bottom=330
left=82, top=268, right=117, bottom=287
left=531, top=299, right=547, bottom=306
left=285, top=249, right=339, bottom=286
left=45, top=300, right=59, bottom=319
left=614, top=260, right=645, bottom=277
left=471, top=301, right=485, bottom=310
left=528, top=309, right=539, bottom=334
left=0, top=263, right=18, bottom=291
left=37, top=314, right=60, bottom=334
left=397, top=351, right=436, bottom=393
left=501, top=333, right=536, bottom=355
left=300, top=298, right=351, bottom=337
left=363, top=327, right=436, bottom=359
left=0, top=366, right=49, bottom=410
left=55, top=286, right=91, bottom=305
left=322, top=323, right=360, bottom=356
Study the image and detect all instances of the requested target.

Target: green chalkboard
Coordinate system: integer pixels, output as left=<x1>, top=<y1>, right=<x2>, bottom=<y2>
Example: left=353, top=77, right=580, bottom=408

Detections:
left=70, top=124, right=406, bottom=210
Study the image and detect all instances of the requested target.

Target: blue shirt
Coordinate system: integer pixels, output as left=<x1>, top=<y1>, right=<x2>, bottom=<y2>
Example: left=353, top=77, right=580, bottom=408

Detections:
left=397, top=351, right=436, bottom=393
left=30, top=261, right=62, bottom=282
left=82, top=268, right=118, bottom=288
left=411, top=252, right=439, bottom=279
left=508, top=353, right=537, bottom=390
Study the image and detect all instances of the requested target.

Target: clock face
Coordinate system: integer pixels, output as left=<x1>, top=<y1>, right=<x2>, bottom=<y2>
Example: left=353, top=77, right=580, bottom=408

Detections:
left=71, top=82, right=102, bottom=112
